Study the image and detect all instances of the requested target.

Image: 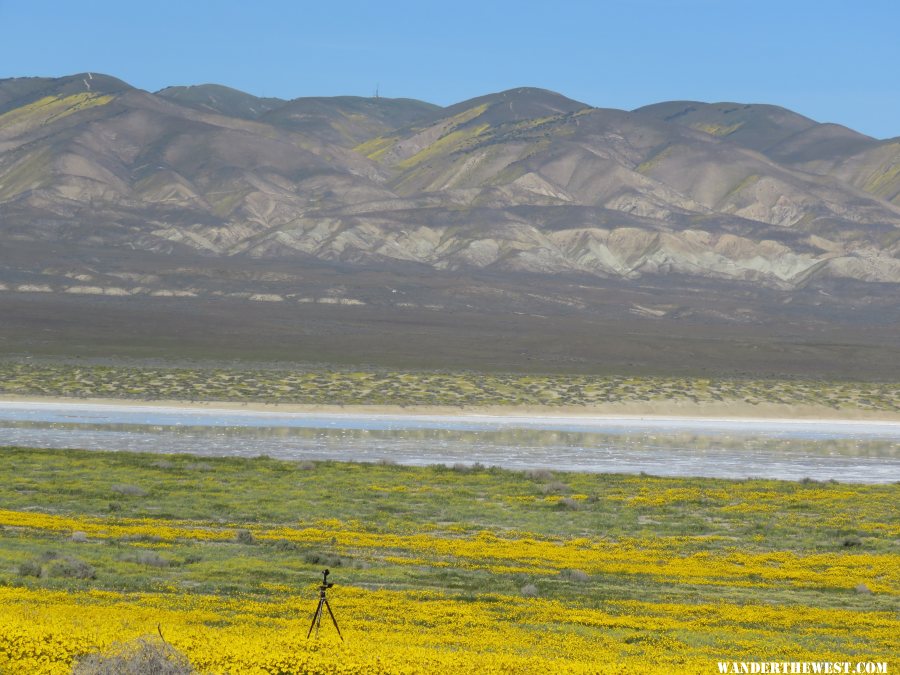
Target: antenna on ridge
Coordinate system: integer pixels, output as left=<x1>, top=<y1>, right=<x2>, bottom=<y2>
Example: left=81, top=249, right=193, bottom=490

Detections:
left=374, top=83, right=379, bottom=99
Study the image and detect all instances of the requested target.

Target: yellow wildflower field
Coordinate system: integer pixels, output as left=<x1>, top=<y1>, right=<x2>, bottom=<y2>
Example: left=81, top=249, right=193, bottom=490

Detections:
left=2, top=584, right=896, bottom=674
left=0, top=448, right=897, bottom=673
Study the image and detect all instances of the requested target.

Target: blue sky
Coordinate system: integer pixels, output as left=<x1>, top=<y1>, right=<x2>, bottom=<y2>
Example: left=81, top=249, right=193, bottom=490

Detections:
left=1, top=0, right=897, bottom=138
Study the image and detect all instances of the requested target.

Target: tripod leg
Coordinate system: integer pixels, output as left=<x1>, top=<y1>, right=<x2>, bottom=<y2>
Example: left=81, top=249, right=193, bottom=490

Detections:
left=307, top=599, right=324, bottom=639
left=324, top=599, right=344, bottom=642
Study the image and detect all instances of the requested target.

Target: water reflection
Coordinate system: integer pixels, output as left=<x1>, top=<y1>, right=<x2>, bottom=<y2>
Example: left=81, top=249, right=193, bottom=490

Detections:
left=1, top=413, right=898, bottom=483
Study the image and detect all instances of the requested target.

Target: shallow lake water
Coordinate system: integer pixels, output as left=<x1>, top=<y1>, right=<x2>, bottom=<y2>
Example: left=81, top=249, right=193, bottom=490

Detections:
left=1, top=402, right=898, bottom=483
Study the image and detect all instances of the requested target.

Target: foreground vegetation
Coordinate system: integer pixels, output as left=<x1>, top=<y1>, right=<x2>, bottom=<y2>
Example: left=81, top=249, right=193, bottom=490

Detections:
left=0, top=448, right=897, bottom=673
left=2, top=361, right=899, bottom=410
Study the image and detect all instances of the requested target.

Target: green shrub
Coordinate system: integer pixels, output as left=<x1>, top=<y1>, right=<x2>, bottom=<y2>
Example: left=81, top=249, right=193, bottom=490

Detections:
left=304, top=551, right=345, bottom=567
left=17, top=559, right=42, bottom=577
left=271, top=539, right=299, bottom=552
left=45, top=555, right=96, bottom=579
left=235, top=529, right=256, bottom=545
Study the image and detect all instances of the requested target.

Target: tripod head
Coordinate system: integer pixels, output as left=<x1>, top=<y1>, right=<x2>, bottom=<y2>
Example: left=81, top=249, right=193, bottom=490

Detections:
left=320, top=568, right=334, bottom=590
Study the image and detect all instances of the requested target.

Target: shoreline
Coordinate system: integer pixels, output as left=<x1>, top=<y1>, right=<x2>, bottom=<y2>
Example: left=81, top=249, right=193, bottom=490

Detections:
left=2, top=394, right=899, bottom=424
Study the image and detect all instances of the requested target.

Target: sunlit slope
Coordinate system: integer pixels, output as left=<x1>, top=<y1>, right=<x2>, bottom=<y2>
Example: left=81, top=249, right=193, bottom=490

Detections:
left=338, top=89, right=900, bottom=284
left=0, top=75, right=136, bottom=209
left=635, top=99, right=900, bottom=208
left=793, top=139, right=900, bottom=207
left=0, top=74, right=898, bottom=293
left=0, top=73, right=131, bottom=115
left=368, top=91, right=895, bottom=227
left=0, top=75, right=394, bottom=253
left=355, top=87, right=590, bottom=180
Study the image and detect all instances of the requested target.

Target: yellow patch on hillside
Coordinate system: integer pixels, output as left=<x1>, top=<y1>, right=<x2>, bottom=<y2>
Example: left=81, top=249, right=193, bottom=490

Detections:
left=0, top=146, right=54, bottom=200
left=396, top=123, right=491, bottom=170
left=355, top=103, right=492, bottom=164
left=0, top=92, right=115, bottom=130
left=353, top=134, right=396, bottom=160
left=861, top=147, right=900, bottom=197
left=444, top=102, right=490, bottom=128
left=719, top=173, right=761, bottom=203
left=691, top=121, right=745, bottom=137
left=636, top=146, right=674, bottom=174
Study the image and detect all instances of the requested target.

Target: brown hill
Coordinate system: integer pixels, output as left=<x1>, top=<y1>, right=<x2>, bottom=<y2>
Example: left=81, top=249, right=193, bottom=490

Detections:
left=0, top=74, right=898, bottom=374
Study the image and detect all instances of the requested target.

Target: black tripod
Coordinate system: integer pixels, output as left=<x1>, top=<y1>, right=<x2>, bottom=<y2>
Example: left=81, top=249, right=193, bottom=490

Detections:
left=306, top=569, right=343, bottom=641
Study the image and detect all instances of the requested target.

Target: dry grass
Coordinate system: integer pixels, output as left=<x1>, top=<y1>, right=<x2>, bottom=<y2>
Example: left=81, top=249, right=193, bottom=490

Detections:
left=71, top=636, right=194, bottom=675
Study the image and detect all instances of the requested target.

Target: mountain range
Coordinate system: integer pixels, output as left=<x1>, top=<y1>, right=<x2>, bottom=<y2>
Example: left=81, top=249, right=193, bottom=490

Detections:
left=1, top=73, right=898, bottom=373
